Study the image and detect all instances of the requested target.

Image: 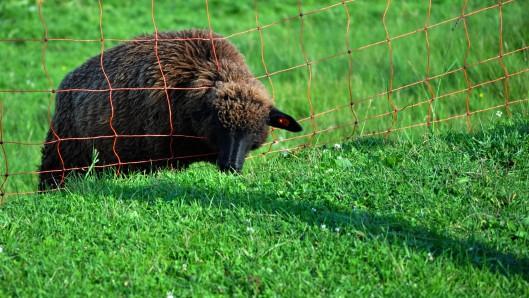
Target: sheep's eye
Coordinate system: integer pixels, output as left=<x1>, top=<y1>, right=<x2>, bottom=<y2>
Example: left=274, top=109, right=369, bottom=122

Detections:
left=277, top=117, right=290, bottom=127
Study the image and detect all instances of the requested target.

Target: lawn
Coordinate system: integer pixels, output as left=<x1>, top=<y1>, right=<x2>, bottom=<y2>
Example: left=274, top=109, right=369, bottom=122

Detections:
left=1, top=117, right=528, bottom=296
left=0, top=0, right=528, bottom=296
left=0, top=0, right=528, bottom=193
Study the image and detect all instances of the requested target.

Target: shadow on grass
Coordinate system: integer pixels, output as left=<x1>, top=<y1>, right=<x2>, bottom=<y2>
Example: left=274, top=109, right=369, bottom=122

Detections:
left=61, top=118, right=529, bottom=281
left=89, top=176, right=529, bottom=282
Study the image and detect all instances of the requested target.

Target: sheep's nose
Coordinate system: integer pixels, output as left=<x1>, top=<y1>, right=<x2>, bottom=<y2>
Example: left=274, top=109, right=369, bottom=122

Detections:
left=216, top=133, right=247, bottom=174
left=217, top=162, right=242, bottom=174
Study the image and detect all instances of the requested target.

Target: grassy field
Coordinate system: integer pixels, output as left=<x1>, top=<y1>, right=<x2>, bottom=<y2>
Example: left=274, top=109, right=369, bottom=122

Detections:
left=1, top=117, right=529, bottom=296
left=0, top=0, right=528, bottom=193
left=0, top=0, right=528, bottom=295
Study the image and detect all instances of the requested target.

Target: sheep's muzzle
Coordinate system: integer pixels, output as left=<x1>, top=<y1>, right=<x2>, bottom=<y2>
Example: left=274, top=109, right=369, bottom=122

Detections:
left=215, top=132, right=250, bottom=173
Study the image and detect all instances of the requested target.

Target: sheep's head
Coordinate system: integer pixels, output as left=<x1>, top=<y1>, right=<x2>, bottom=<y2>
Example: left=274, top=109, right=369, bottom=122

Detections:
left=204, top=81, right=302, bottom=172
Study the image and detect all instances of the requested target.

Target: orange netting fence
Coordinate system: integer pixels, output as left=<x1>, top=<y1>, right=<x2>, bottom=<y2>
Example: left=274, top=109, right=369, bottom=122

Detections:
left=0, top=0, right=528, bottom=198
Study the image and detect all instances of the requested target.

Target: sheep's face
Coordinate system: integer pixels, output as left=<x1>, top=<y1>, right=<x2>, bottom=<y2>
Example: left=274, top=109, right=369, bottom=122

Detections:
left=207, top=82, right=302, bottom=173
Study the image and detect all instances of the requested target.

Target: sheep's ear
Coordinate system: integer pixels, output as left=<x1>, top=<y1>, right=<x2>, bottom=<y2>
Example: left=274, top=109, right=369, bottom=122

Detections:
left=268, top=108, right=303, bottom=132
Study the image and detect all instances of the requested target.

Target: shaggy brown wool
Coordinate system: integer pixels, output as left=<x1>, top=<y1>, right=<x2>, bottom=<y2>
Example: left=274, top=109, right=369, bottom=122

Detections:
left=39, top=29, right=301, bottom=190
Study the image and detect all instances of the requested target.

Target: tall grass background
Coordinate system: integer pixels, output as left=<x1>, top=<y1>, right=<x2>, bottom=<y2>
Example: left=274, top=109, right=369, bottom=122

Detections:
left=0, top=0, right=528, bottom=193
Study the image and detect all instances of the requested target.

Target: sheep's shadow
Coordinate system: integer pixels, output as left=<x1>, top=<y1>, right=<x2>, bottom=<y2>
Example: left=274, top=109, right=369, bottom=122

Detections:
left=92, top=177, right=529, bottom=282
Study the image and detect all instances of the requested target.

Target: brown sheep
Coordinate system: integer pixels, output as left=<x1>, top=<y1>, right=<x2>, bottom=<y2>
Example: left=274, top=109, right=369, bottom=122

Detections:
left=39, top=29, right=302, bottom=190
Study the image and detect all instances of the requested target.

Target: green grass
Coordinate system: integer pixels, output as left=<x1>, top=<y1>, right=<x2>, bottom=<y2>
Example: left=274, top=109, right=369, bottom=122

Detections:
left=1, top=117, right=528, bottom=296
left=1, top=0, right=529, bottom=295
left=0, top=0, right=528, bottom=193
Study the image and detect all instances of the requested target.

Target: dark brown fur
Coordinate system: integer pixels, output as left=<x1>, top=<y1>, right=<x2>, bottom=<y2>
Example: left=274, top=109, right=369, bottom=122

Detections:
left=39, top=29, right=300, bottom=190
